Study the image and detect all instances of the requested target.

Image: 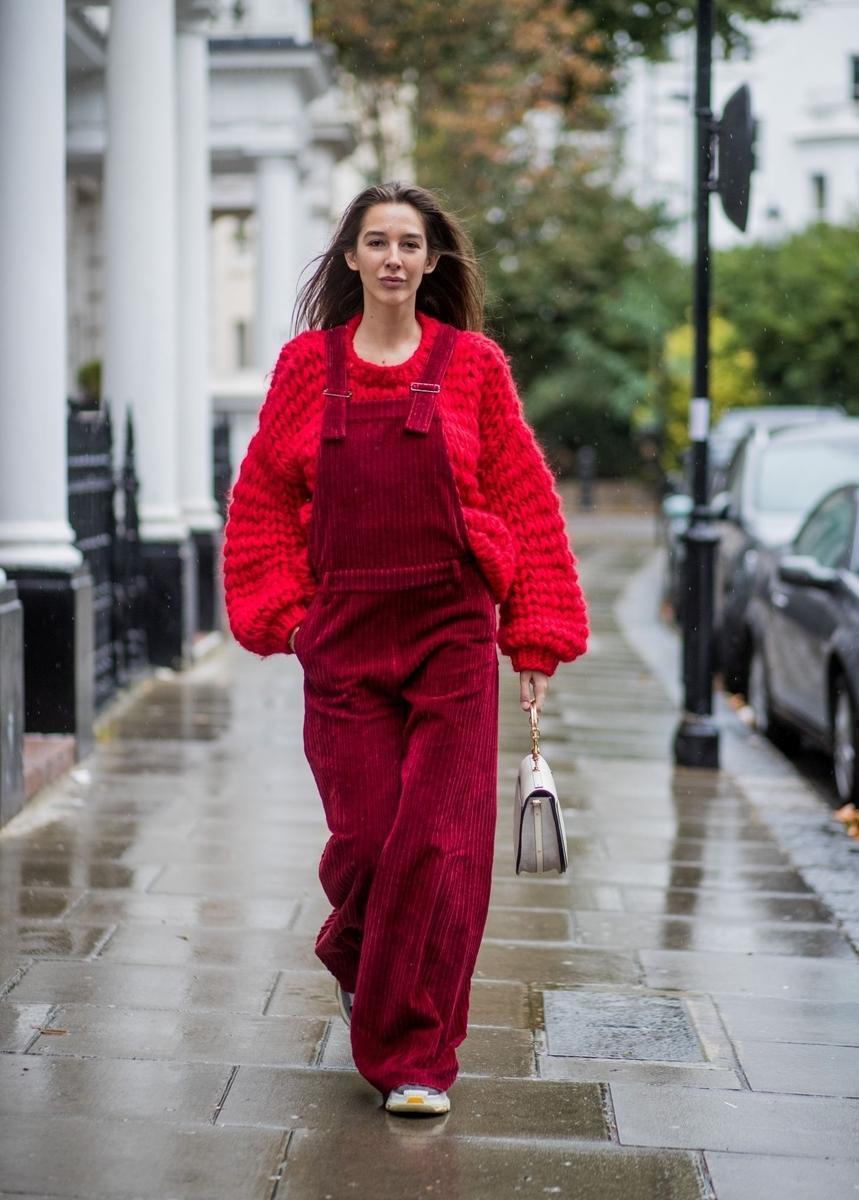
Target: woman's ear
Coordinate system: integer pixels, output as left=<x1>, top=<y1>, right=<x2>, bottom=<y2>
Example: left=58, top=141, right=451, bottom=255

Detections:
left=424, top=254, right=440, bottom=274
left=344, top=249, right=359, bottom=272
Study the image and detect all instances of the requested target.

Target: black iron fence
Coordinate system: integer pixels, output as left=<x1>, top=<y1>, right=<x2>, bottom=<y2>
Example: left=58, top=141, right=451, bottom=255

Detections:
left=66, top=406, right=232, bottom=709
left=213, top=414, right=232, bottom=523
left=66, top=401, right=148, bottom=710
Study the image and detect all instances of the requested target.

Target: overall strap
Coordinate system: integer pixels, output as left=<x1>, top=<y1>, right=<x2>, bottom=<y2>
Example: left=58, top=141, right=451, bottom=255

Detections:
left=404, top=324, right=459, bottom=434
left=321, top=325, right=350, bottom=440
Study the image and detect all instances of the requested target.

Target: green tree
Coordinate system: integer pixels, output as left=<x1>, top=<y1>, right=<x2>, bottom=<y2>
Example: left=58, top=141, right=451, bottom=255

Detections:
left=714, top=222, right=859, bottom=411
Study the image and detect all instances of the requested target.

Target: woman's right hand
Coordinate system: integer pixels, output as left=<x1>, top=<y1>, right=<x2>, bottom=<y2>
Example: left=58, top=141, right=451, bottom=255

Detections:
left=289, top=625, right=301, bottom=653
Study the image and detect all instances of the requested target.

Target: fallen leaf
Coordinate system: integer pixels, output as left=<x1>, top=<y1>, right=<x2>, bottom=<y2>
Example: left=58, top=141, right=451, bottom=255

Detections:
left=30, top=1026, right=68, bottom=1036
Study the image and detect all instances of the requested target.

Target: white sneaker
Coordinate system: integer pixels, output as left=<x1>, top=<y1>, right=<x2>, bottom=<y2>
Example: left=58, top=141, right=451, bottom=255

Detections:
left=384, top=1084, right=451, bottom=1115
left=335, top=980, right=353, bottom=1027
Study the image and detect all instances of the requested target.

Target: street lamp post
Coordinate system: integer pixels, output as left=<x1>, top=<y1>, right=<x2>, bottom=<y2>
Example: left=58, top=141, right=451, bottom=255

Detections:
left=673, top=0, right=720, bottom=768
left=672, top=2, right=756, bottom=768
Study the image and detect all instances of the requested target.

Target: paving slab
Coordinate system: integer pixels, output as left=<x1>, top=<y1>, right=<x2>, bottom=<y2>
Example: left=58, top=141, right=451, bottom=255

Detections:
left=569, top=910, right=854, bottom=958
left=731, top=1038, right=859, bottom=1097
left=0, top=854, right=162, bottom=891
left=538, top=1053, right=741, bottom=1089
left=98, top=923, right=323, bottom=970
left=543, top=989, right=705, bottom=1062
left=704, top=1152, right=859, bottom=1200
left=26, top=1004, right=326, bottom=1068
left=0, top=1052, right=231, bottom=1121
left=618, top=885, right=834, bottom=924
left=0, top=919, right=112, bottom=959
left=275, top=1129, right=708, bottom=1200
left=0, top=1112, right=288, bottom=1199
left=485, top=878, right=625, bottom=910
left=474, top=942, right=642, bottom=987
left=150, top=862, right=322, bottom=896
left=68, top=890, right=302, bottom=929
left=0, top=1001, right=53, bottom=1052
left=5, top=959, right=278, bottom=1014
left=640, top=948, right=859, bottom=1001
left=218, top=1065, right=610, bottom=1141
left=0, top=885, right=80, bottom=919
left=714, top=994, right=859, bottom=1046
left=610, top=1081, right=859, bottom=1157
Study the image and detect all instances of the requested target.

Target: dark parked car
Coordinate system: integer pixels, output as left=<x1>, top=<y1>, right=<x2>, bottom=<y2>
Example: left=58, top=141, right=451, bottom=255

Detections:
left=712, top=420, right=859, bottom=693
left=745, top=485, right=859, bottom=804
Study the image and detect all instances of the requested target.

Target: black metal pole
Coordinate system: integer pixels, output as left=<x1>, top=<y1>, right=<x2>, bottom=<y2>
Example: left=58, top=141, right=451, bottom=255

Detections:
left=673, top=0, right=720, bottom=769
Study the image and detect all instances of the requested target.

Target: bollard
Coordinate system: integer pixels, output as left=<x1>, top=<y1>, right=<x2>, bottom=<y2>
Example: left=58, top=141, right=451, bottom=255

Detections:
left=577, top=445, right=596, bottom=511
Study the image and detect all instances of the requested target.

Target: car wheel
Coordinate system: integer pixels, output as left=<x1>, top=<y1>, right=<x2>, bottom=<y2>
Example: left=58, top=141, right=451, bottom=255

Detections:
left=832, top=677, right=859, bottom=805
left=747, top=642, right=800, bottom=754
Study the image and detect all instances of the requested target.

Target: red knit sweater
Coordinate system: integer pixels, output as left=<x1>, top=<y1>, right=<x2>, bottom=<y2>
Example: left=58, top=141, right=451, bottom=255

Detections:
left=222, top=309, right=589, bottom=676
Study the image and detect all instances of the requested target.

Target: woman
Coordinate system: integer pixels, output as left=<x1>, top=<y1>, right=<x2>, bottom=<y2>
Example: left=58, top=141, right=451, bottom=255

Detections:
left=223, top=182, right=588, bottom=1117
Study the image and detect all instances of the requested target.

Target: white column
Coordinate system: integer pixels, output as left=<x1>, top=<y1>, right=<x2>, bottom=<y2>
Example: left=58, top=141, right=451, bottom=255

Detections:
left=103, top=0, right=186, bottom=542
left=255, top=154, right=303, bottom=368
left=304, top=143, right=337, bottom=260
left=176, top=17, right=220, bottom=533
left=0, top=0, right=81, bottom=571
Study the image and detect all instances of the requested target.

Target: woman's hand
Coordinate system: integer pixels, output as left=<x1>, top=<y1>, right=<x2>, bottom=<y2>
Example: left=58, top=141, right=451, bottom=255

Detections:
left=520, top=670, right=549, bottom=714
left=289, top=625, right=301, bottom=652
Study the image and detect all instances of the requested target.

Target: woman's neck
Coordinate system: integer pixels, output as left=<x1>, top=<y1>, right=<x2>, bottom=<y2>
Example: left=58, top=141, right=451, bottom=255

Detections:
left=352, top=300, right=422, bottom=366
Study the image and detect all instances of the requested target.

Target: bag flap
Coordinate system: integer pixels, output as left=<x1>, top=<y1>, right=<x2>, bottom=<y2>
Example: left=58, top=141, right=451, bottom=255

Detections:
left=517, top=752, right=558, bottom=802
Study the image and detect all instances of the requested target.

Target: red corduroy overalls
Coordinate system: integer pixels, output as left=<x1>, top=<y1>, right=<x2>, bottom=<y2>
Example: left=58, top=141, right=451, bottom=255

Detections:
left=293, top=320, right=500, bottom=1097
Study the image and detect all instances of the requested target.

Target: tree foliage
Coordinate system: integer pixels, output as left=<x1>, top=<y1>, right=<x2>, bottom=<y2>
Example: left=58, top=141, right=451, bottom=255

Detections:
left=714, top=222, right=859, bottom=411
left=655, top=316, right=762, bottom=468
left=313, top=0, right=799, bottom=475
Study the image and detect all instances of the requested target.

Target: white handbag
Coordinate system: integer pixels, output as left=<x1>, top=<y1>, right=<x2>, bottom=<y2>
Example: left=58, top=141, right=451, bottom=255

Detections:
left=513, top=700, right=568, bottom=875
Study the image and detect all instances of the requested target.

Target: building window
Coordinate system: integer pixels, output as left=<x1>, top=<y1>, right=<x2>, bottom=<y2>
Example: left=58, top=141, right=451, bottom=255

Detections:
left=811, top=172, right=828, bottom=219
left=852, top=55, right=859, bottom=102
left=235, top=320, right=250, bottom=369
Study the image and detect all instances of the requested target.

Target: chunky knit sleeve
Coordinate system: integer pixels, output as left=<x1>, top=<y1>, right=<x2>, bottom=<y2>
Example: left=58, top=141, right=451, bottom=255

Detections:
left=222, top=340, right=317, bottom=657
left=475, top=336, right=589, bottom=676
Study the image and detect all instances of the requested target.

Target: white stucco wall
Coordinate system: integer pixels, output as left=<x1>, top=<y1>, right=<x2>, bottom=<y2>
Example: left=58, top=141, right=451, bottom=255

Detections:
left=615, top=0, right=859, bottom=255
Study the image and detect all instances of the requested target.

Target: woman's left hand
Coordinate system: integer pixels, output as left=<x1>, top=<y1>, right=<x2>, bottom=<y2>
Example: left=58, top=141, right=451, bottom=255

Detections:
left=520, top=670, right=549, bottom=714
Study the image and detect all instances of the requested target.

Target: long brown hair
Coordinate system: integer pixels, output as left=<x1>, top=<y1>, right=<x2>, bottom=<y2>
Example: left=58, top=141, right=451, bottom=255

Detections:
left=293, top=182, right=485, bottom=332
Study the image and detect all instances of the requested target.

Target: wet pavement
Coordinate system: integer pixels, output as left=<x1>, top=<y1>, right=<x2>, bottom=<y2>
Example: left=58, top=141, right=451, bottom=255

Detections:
left=1, top=510, right=858, bottom=1199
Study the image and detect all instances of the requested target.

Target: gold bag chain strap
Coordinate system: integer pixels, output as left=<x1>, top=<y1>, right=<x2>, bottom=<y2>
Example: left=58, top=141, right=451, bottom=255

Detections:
left=527, top=699, right=544, bottom=871
left=529, top=699, right=541, bottom=765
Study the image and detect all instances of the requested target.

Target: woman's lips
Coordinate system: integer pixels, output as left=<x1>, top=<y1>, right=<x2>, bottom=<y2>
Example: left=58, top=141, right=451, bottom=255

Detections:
left=380, top=278, right=406, bottom=287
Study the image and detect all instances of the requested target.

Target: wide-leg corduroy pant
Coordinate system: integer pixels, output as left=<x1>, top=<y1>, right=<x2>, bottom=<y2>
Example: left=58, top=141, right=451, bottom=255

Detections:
left=293, top=322, right=500, bottom=1096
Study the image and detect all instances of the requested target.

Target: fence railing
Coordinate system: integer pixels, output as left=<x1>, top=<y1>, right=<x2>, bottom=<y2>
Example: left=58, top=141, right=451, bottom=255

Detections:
left=67, top=405, right=232, bottom=709
left=67, top=401, right=148, bottom=710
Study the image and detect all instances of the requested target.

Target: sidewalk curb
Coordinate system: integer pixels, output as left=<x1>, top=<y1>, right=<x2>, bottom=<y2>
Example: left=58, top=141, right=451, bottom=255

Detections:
left=614, top=547, right=859, bottom=955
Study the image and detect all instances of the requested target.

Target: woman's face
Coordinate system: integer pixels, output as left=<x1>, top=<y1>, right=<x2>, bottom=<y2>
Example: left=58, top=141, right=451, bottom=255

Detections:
left=344, top=203, right=438, bottom=310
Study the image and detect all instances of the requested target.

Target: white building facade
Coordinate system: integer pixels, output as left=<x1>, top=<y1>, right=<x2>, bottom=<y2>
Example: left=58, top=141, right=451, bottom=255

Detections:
left=0, top=0, right=357, bottom=825
left=616, top=0, right=859, bottom=256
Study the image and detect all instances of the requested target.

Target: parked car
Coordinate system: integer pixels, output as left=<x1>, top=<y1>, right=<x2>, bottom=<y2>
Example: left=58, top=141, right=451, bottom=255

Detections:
left=712, top=420, right=859, bottom=693
left=709, top=404, right=846, bottom=496
left=660, top=406, right=845, bottom=625
left=745, top=484, right=859, bottom=803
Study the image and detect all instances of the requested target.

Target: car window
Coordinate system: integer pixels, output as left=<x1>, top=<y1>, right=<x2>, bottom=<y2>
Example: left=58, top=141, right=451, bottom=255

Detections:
left=755, top=441, right=859, bottom=514
left=794, top=491, right=855, bottom=568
